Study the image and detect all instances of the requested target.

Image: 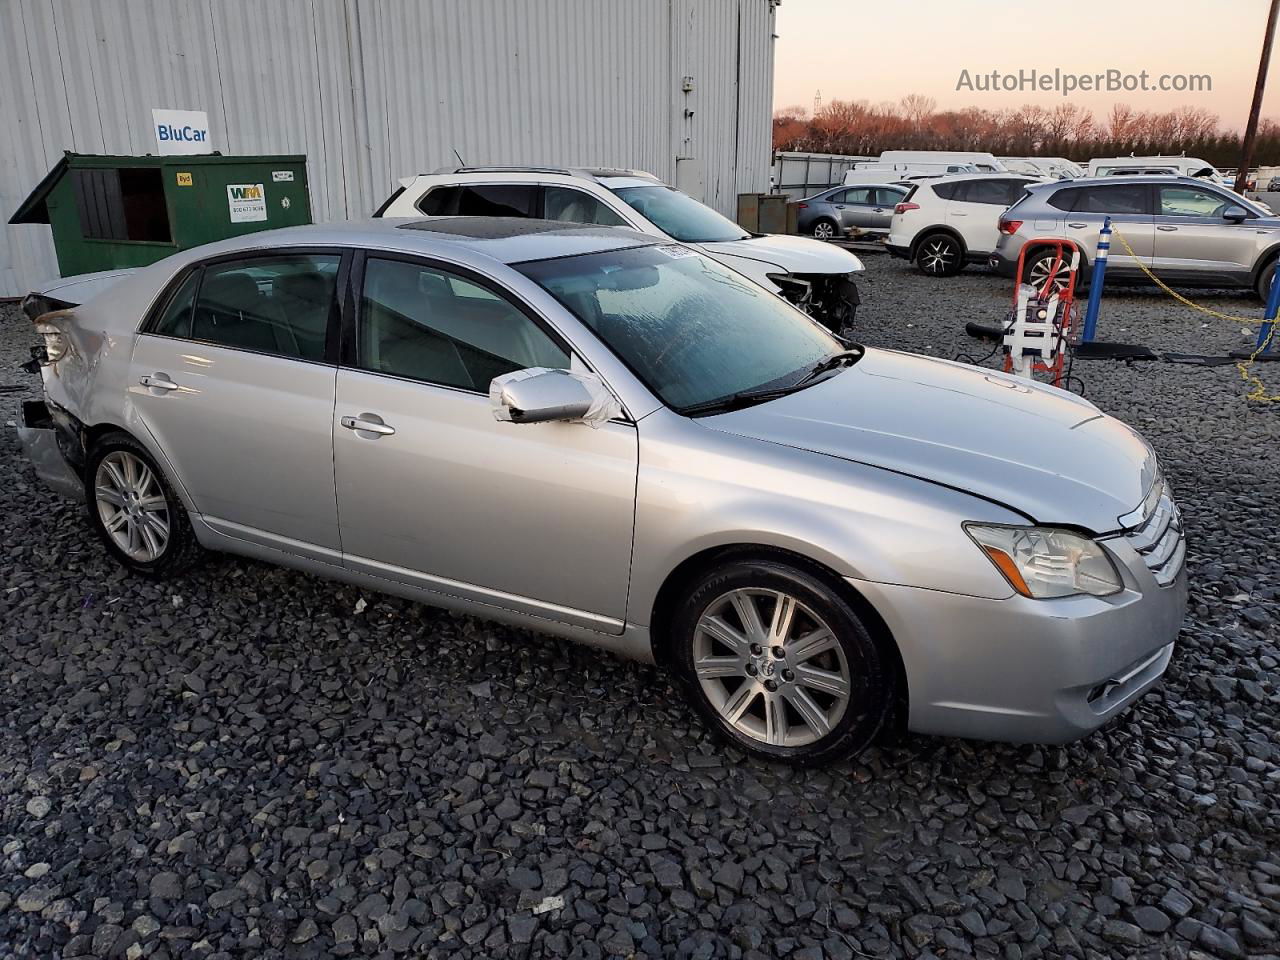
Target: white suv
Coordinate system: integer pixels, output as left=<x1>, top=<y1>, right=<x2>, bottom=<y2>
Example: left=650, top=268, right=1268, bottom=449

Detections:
left=377, top=166, right=865, bottom=331
left=886, top=175, right=1039, bottom=277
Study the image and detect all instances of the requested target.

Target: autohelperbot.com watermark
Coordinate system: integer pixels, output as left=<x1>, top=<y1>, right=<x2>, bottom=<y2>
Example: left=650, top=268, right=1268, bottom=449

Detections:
left=956, top=68, right=1212, bottom=97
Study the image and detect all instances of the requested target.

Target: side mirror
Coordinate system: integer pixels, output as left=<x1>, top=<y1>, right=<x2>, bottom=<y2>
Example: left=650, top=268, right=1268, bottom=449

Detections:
left=1224, top=205, right=1249, bottom=223
left=490, top=368, right=621, bottom=425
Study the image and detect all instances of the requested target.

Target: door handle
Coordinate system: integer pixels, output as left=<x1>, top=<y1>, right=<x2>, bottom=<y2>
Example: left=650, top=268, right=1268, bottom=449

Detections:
left=341, top=415, right=396, bottom=437
left=1067, top=222, right=1089, bottom=229
left=1157, top=225, right=1178, bottom=232
left=139, top=374, right=179, bottom=391
left=952, top=212, right=967, bottom=217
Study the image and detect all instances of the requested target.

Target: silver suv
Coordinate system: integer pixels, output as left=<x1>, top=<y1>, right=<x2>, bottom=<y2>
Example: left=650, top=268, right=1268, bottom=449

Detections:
left=991, top=176, right=1280, bottom=297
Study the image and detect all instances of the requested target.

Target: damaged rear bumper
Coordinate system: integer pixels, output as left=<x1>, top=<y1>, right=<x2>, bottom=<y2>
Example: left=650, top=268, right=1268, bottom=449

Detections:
left=16, top=400, right=84, bottom=500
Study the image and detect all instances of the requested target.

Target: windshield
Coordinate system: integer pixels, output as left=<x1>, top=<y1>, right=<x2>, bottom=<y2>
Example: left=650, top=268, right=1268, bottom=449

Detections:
left=518, top=244, right=843, bottom=411
left=610, top=185, right=750, bottom=243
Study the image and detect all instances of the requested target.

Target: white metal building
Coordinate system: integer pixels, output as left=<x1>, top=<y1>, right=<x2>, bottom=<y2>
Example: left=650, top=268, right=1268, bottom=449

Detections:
left=0, top=0, right=777, bottom=297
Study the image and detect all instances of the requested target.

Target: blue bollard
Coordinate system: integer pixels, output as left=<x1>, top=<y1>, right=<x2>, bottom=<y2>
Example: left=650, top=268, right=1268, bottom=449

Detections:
left=1255, top=266, right=1280, bottom=354
left=1080, top=217, right=1111, bottom=343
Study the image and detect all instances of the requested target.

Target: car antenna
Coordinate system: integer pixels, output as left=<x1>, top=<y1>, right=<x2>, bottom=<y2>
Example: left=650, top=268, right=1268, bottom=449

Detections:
left=453, top=148, right=466, bottom=167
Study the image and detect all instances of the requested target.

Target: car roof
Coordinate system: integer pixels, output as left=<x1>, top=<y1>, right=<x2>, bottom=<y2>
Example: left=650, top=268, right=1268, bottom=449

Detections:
left=159, top=217, right=660, bottom=266
left=1029, top=174, right=1218, bottom=190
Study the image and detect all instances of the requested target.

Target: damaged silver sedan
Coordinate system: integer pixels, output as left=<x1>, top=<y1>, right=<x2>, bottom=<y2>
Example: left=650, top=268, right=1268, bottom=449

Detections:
left=18, top=218, right=1187, bottom=765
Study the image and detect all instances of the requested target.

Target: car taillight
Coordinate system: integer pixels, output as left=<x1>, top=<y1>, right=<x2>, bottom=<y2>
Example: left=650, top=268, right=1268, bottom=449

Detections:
left=894, top=202, right=919, bottom=215
left=998, top=218, right=1023, bottom=235
left=796, top=203, right=808, bottom=209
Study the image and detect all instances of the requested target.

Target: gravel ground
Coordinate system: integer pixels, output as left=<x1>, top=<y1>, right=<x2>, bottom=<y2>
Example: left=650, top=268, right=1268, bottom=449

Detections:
left=1, top=256, right=1278, bottom=960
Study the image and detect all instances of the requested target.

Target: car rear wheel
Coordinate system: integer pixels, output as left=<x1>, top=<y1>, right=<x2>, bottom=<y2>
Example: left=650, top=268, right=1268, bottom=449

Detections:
left=1024, top=248, right=1076, bottom=294
left=85, top=433, right=204, bottom=577
left=914, top=233, right=963, bottom=277
left=811, top=218, right=839, bottom=241
left=670, top=558, right=894, bottom=765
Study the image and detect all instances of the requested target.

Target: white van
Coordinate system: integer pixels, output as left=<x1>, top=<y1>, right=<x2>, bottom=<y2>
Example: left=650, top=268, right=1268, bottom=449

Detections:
left=1088, top=156, right=1225, bottom=184
left=877, top=151, right=1008, bottom=173
left=999, top=157, right=1084, bottom=179
left=844, top=162, right=978, bottom=185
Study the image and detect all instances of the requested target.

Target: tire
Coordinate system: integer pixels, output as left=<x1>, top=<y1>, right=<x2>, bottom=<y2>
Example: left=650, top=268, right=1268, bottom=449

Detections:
left=810, top=218, right=839, bottom=241
left=85, top=432, right=204, bottom=578
left=914, top=233, right=963, bottom=277
left=1255, top=259, right=1277, bottom=301
left=1023, top=248, right=1076, bottom=294
left=669, top=558, right=895, bottom=766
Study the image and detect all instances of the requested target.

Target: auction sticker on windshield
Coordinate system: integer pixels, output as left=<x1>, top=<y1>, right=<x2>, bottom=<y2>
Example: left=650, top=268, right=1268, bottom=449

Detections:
left=656, top=244, right=696, bottom=259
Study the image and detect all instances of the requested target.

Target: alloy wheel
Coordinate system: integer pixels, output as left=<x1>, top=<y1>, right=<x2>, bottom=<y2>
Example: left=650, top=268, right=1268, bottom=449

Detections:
left=1028, top=256, right=1070, bottom=293
left=693, top=588, right=852, bottom=748
left=94, top=450, right=170, bottom=562
left=919, top=238, right=955, bottom=274
left=812, top=221, right=836, bottom=240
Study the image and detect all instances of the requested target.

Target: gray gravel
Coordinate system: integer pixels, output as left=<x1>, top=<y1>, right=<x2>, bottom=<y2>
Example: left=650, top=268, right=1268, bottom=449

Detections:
left=1, top=254, right=1278, bottom=960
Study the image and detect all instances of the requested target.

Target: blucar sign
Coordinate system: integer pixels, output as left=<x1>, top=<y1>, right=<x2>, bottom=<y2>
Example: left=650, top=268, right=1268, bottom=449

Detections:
left=152, top=108, right=211, bottom=156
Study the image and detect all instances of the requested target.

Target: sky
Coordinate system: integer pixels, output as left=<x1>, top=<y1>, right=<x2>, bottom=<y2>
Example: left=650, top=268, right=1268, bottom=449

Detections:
left=773, top=0, right=1279, bottom=131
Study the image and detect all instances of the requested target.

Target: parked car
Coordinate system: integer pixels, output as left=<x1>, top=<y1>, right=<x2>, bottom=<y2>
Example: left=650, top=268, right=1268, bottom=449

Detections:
left=991, top=176, right=1280, bottom=298
left=377, top=166, right=863, bottom=333
left=886, top=175, right=1040, bottom=276
left=18, top=218, right=1186, bottom=765
left=796, top=184, right=909, bottom=240
left=1267, top=176, right=1280, bottom=192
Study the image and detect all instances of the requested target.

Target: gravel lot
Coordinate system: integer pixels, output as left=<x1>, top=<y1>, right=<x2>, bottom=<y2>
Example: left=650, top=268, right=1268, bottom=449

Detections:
left=1, top=255, right=1278, bottom=960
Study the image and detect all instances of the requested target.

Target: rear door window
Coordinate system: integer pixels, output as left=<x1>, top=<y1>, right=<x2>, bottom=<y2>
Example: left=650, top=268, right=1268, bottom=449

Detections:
left=418, top=184, right=539, bottom=218
left=955, top=179, right=1015, bottom=205
left=842, top=187, right=874, bottom=204
left=1067, top=184, right=1151, bottom=214
left=154, top=254, right=340, bottom=362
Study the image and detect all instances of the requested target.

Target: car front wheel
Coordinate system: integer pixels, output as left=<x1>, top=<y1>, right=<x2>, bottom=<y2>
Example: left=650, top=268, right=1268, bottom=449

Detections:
left=670, top=558, right=894, bottom=765
left=85, top=432, right=204, bottom=577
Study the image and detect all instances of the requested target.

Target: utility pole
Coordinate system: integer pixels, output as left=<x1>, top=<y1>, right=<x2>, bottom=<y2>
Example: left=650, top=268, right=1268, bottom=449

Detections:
left=1237, top=0, right=1280, bottom=194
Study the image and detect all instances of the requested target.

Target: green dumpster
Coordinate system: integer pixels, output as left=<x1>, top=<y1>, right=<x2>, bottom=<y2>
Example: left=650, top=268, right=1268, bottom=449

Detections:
left=9, top=152, right=312, bottom=277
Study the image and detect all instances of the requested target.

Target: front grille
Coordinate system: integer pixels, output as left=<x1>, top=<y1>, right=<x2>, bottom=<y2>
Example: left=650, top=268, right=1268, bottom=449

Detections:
left=1121, top=478, right=1185, bottom=587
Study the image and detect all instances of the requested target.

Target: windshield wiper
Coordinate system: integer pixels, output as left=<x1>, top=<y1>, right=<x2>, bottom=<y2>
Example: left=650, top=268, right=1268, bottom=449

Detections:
left=678, top=385, right=806, bottom=417
left=678, top=349, right=864, bottom=418
left=795, top=348, right=863, bottom=386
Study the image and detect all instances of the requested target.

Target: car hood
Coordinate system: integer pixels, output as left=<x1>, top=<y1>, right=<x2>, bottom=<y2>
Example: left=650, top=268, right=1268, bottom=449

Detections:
left=695, top=234, right=864, bottom=275
left=32, top=268, right=137, bottom=306
left=701, top=348, right=1157, bottom=532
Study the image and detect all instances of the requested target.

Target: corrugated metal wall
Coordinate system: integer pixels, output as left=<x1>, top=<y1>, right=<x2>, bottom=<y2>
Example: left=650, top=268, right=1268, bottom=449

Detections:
left=0, top=0, right=777, bottom=297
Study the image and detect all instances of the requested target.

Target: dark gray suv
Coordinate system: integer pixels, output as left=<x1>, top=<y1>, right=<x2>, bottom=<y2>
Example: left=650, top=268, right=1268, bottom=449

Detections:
left=990, top=176, right=1280, bottom=297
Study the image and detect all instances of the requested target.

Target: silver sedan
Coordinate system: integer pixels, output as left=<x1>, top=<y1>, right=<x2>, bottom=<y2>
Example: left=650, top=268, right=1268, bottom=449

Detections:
left=18, top=218, right=1187, bottom=765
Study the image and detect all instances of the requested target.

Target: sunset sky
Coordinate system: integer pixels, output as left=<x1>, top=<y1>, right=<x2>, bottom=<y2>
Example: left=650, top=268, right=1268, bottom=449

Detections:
left=773, top=0, right=1279, bottom=131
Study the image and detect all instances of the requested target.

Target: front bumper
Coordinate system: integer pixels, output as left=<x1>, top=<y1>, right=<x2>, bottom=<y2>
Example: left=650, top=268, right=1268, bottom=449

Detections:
left=853, top=542, right=1188, bottom=745
left=16, top=400, right=84, bottom=500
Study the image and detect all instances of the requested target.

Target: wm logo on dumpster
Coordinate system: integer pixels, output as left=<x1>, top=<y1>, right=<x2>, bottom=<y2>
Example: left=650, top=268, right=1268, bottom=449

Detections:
left=229, top=185, right=263, bottom=201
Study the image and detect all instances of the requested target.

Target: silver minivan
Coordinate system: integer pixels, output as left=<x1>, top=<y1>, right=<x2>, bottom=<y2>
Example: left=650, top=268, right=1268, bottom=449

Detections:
left=991, top=175, right=1280, bottom=296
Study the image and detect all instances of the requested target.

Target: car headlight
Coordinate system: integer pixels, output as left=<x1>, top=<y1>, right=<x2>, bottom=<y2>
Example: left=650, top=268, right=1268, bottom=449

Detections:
left=965, top=523, right=1123, bottom=599
left=765, top=272, right=812, bottom=304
